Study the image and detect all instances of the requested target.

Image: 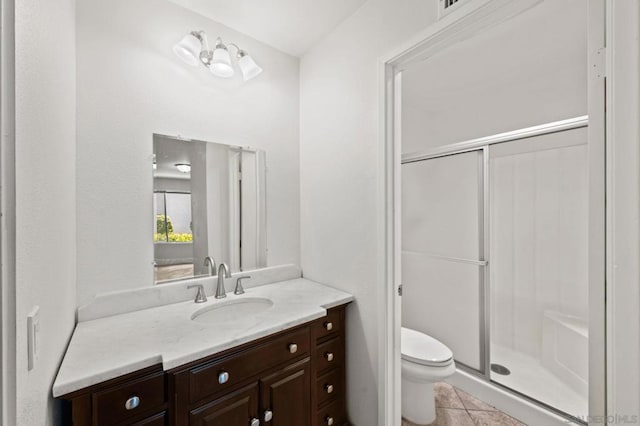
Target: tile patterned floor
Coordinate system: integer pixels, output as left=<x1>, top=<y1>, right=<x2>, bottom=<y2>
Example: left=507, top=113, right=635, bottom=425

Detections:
left=402, top=382, right=527, bottom=426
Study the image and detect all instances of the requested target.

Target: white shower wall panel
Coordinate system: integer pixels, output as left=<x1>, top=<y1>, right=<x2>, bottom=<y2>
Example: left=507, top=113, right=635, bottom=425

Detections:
left=489, top=128, right=588, bottom=360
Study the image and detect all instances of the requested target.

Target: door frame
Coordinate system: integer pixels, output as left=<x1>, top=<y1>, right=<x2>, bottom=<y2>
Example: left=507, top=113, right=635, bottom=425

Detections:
left=0, top=0, right=16, bottom=424
left=600, top=1, right=640, bottom=422
left=377, top=0, right=612, bottom=424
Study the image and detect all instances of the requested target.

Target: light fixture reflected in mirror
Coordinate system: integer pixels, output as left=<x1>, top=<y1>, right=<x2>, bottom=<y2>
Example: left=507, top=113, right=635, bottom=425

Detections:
left=175, top=163, right=191, bottom=173
left=174, top=31, right=263, bottom=81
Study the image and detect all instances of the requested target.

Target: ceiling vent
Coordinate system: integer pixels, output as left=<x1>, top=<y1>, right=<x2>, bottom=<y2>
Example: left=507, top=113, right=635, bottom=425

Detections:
left=438, top=0, right=464, bottom=19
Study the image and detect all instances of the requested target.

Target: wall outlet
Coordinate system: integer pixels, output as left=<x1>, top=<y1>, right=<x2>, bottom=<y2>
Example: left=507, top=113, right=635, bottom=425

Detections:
left=27, top=306, right=40, bottom=371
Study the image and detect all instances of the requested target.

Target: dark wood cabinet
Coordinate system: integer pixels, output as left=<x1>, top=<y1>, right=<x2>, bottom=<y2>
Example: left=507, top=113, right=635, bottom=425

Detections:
left=59, top=304, right=348, bottom=426
left=260, top=358, right=311, bottom=426
left=60, top=364, right=169, bottom=426
left=92, top=371, right=166, bottom=425
left=189, top=383, right=259, bottom=426
left=311, top=306, right=347, bottom=426
left=133, top=411, right=168, bottom=426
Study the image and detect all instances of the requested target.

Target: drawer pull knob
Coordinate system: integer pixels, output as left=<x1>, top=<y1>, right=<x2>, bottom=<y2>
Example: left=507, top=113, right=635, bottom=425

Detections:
left=288, top=343, right=298, bottom=354
left=325, top=352, right=334, bottom=362
left=264, top=410, right=273, bottom=422
left=124, top=396, right=140, bottom=410
left=218, top=371, right=230, bottom=384
left=250, top=418, right=260, bottom=426
left=324, top=322, right=333, bottom=331
left=325, top=384, right=334, bottom=394
left=326, top=416, right=335, bottom=426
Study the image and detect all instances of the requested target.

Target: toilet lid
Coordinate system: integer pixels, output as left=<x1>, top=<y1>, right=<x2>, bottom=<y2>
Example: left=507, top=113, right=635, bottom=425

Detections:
left=401, top=327, right=453, bottom=367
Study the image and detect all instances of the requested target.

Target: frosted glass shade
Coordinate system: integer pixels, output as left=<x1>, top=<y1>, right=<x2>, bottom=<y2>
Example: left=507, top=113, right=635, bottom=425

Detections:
left=173, top=34, right=202, bottom=66
left=210, top=47, right=234, bottom=78
left=238, top=54, right=263, bottom=81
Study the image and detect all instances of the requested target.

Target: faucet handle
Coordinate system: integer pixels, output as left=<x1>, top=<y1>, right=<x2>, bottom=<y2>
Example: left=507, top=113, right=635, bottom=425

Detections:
left=234, top=276, right=251, bottom=295
left=187, top=284, right=207, bottom=303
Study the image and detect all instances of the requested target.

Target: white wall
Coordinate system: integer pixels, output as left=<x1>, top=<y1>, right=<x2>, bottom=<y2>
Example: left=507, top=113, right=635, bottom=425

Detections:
left=14, top=0, right=77, bottom=424
left=300, top=1, right=437, bottom=424
left=76, top=0, right=300, bottom=307
left=401, top=0, right=587, bottom=152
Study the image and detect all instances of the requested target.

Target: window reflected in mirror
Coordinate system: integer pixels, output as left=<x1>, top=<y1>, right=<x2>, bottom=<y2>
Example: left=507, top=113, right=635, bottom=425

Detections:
left=153, top=192, right=193, bottom=243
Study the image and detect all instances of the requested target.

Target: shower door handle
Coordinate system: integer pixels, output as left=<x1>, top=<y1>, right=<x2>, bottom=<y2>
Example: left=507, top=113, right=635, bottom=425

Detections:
left=432, top=256, right=487, bottom=266
left=405, top=251, right=488, bottom=266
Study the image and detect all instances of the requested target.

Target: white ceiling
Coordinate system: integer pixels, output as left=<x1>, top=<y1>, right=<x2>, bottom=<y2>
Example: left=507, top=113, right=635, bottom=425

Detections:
left=167, top=0, right=367, bottom=57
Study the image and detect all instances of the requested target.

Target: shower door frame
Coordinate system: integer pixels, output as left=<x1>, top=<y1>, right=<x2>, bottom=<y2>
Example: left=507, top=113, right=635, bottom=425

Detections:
left=378, top=0, right=608, bottom=424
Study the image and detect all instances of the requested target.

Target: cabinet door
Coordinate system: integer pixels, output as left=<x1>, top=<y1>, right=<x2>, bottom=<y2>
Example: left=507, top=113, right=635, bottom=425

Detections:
left=260, top=358, right=311, bottom=426
left=190, top=383, right=259, bottom=426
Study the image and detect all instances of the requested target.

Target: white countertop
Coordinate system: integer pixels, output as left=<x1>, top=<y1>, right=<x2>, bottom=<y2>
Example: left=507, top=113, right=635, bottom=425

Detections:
left=53, top=278, right=353, bottom=397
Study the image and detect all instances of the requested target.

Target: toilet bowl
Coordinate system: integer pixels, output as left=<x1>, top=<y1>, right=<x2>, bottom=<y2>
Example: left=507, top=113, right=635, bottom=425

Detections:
left=401, top=327, right=456, bottom=425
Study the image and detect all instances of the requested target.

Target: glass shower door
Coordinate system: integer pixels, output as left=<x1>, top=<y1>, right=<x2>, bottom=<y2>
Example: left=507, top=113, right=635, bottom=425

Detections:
left=489, top=127, right=589, bottom=417
left=401, top=150, right=485, bottom=371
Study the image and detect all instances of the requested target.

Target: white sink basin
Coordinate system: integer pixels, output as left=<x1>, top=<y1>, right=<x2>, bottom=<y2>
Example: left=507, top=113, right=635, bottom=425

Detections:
left=191, top=297, right=274, bottom=325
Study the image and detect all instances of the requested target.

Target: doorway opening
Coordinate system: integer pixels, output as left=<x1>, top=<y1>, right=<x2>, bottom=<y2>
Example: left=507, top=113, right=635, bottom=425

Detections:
left=380, top=0, right=606, bottom=424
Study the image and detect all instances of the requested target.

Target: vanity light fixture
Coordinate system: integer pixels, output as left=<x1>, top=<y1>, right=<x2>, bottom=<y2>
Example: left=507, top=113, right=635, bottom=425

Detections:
left=173, top=31, right=263, bottom=81
left=175, top=163, right=191, bottom=173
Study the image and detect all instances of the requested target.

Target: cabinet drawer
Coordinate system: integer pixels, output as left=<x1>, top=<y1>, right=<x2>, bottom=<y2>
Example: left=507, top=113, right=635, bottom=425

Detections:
left=316, top=368, right=342, bottom=407
left=132, top=411, right=167, bottom=426
left=190, top=326, right=310, bottom=403
left=92, top=372, right=166, bottom=425
left=316, top=399, right=346, bottom=426
left=313, top=309, right=342, bottom=341
left=316, top=337, right=342, bottom=374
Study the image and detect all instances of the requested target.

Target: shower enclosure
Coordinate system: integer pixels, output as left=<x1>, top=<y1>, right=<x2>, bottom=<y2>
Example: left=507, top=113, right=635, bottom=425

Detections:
left=401, top=117, right=589, bottom=419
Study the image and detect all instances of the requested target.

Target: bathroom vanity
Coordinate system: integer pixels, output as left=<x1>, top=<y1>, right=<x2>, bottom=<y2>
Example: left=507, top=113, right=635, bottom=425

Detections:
left=54, top=277, right=352, bottom=426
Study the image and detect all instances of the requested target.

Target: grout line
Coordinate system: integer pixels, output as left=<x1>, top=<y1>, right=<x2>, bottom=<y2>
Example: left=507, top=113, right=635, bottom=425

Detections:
left=412, top=382, right=527, bottom=426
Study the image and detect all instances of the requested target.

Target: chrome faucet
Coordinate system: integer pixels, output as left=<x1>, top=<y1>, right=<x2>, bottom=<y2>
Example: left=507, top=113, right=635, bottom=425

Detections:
left=234, top=276, right=251, bottom=295
left=187, top=284, right=207, bottom=303
left=204, top=256, right=217, bottom=276
left=215, top=263, right=231, bottom=299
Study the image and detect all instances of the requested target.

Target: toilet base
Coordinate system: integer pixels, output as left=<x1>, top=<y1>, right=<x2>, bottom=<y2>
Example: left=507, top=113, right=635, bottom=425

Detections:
left=402, top=379, right=435, bottom=425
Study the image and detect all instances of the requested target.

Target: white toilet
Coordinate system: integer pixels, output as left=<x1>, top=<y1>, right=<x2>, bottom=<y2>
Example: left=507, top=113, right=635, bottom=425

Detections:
left=401, top=327, right=456, bottom=425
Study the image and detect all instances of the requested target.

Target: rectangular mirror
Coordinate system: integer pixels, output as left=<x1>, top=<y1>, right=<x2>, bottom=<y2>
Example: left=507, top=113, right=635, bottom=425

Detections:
left=153, top=134, right=267, bottom=284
